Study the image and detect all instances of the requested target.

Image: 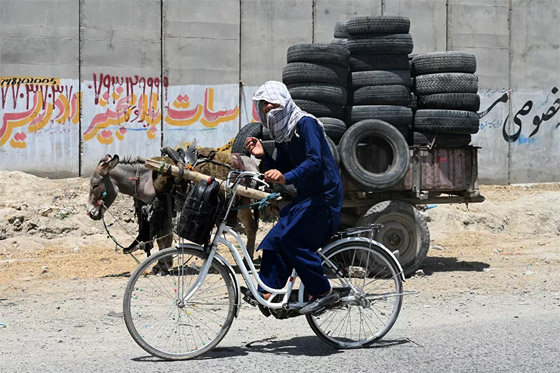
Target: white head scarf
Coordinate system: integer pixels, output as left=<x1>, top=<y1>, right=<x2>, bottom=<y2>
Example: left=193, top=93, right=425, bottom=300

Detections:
left=252, top=81, right=323, bottom=143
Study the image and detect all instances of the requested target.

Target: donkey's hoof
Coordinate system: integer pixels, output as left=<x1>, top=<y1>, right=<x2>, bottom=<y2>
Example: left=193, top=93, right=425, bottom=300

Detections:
left=123, top=243, right=142, bottom=254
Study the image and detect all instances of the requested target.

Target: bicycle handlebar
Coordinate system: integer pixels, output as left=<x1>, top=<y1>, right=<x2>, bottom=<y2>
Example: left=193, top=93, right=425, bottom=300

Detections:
left=225, top=171, right=269, bottom=192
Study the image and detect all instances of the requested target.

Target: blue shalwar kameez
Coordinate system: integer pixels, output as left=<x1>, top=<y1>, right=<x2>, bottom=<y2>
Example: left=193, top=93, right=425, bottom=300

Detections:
left=258, top=117, right=344, bottom=296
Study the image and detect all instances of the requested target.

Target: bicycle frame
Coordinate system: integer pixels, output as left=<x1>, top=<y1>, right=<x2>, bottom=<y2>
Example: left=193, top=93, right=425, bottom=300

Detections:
left=178, top=171, right=406, bottom=311
left=179, top=171, right=304, bottom=310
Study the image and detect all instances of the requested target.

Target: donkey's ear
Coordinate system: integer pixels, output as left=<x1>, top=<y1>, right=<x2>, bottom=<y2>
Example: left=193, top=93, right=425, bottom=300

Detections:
left=99, top=154, right=119, bottom=175
left=107, top=154, right=119, bottom=170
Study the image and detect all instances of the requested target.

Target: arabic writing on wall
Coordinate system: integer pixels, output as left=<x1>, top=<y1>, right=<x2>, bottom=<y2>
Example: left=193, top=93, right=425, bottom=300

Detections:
left=478, top=86, right=560, bottom=143
left=0, top=74, right=241, bottom=149
left=1, top=79, right=80, bottom=148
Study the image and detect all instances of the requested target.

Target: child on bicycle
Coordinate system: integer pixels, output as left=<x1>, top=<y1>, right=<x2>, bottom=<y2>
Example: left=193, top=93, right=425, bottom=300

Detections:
left=245, top=81, right=344, bottom=315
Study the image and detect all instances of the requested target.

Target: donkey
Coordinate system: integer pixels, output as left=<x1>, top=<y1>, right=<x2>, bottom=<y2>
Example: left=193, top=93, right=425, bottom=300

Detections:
left=86, top=154, right=174, bottom=256
left=86, top=148, right=264, bottom=261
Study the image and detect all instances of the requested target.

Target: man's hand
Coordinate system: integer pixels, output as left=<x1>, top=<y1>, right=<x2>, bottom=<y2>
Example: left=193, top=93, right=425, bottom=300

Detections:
left=245, top=137, right=265, bottom=158
left=264, top=169, right=286, bottom=184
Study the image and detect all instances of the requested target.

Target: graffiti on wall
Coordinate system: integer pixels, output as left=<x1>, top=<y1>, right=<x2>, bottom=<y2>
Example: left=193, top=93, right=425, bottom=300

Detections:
left=479, top=86, right=560, bottom=143
left=1, top=77, right=80, bottom=149
left=165, top=88, right=239, bottom=128
left=83, top=73, right=240, bottom=145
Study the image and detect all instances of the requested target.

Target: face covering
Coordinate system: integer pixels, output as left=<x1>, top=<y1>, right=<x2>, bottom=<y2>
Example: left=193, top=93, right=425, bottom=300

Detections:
left=252, top=81, right=323, bottom=143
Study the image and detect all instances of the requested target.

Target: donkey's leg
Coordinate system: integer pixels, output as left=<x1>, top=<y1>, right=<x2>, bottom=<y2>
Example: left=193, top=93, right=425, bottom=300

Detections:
left=124, top=200, right=153, bottom=254
left=237, top=197, right=258, bottom=260
left=153, top=195, right=174, bottom=275
left=154, top=228, right=174, bottom=275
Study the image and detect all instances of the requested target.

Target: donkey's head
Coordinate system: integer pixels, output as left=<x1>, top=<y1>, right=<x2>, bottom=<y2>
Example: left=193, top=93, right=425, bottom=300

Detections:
left=87, top=154, right=120, bottom=220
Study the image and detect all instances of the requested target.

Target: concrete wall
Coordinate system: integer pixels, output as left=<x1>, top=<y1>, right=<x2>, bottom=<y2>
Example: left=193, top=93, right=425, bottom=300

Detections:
left=0, top=0, right=559, bottom=184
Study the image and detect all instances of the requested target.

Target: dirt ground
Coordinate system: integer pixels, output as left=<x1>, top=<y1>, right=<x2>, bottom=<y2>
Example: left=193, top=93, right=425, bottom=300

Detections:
left=1, top=170, right=560, bottom=300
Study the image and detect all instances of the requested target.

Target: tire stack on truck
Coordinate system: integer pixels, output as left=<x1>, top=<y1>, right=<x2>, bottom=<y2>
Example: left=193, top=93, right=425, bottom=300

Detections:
left=345, top=16, right=415, bottom=142
left=231, top=16, right=484, bottom=277
left=336, top=16, right=429, bottom=276
left=411, top=51, right=481, bottom=147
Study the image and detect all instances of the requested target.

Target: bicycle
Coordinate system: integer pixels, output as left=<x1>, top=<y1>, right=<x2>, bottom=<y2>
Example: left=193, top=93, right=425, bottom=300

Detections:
left=123, top=170, right=407, bottom=360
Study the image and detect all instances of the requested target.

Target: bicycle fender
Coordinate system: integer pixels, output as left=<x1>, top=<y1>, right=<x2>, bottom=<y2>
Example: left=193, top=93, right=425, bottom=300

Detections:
left=321, top=237, right=406, bottom=282
left=176, top=243, right=241, bottom=318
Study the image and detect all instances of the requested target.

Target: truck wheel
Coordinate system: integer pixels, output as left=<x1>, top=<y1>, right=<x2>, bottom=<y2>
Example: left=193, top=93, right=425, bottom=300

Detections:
left=357, top=200, right=430, bottom=276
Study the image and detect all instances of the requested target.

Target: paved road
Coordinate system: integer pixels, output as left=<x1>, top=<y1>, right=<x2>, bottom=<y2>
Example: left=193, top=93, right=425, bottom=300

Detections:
left=1, top=277, right=558, bottom=372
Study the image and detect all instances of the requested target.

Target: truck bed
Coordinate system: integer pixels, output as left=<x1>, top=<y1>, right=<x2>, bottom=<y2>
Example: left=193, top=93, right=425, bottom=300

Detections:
left=342, top=146, right=485, bottom=206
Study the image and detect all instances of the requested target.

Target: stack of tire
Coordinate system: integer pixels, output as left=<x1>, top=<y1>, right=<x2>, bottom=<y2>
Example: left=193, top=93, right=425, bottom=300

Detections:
left=282, top=43, right=350, bottom=149
left=336, top=15, right=414, bottom=191
left=411, top=51, right=480, bottom=147
left=345, top=16, right=414, bottom=141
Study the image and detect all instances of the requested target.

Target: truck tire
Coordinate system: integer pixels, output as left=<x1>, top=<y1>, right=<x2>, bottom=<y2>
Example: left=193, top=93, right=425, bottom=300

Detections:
left=414, top=73, right=478, bottom=95
left=352, top=70, right=412, bottom=88
left=319, top=117, right=347, bottom=144
left=231, top=122, right=262, bottom=155
left=349, top=105, right=413, bottom=127
left=417, top=93, right=480, bottom=111
left=346, top=16, right=411, bottom=34
left=287, top=43, right=350, bottom=67
left=414, top=110, right=479, bottom=134
left=412, top=51, right=477, bottom=75
left=347, top=33, right=414, bottom=55
left=326, top=135, right=340, bottom=168
left=282, top=62, right=348, bottom=86
left=357, top=200, right=430, bottom=276
left=353, top=85, right=411, bottom=106
left=334, top=22, right=349, bottom=38
left=293, top=99, right=344, bottom=119
left=287, top=83, right=347, bottom=105
left=349, top=54, right=410, bottom=71
left=339, top=119, right=409, bottom=190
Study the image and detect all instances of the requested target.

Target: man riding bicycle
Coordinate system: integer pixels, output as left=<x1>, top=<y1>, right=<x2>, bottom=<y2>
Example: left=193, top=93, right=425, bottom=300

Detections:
left=245, top=81, right=344, bottom=315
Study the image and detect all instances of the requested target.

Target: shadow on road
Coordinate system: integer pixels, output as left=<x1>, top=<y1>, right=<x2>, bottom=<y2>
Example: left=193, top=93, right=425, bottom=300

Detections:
left=131, top=336, right=412, bottom=362
left=420, top=256, right=490, bottom=275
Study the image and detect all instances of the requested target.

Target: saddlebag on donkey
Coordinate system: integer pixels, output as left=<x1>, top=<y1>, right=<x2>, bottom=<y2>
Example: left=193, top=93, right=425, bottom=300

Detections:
left=176, top=178, right=224, bottom=245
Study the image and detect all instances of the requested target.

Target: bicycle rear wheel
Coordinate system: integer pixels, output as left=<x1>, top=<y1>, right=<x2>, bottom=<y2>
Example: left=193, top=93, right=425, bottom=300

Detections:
left=123, top=247, right=236, bottom=360
left=306, top=240, right=403, bottom=348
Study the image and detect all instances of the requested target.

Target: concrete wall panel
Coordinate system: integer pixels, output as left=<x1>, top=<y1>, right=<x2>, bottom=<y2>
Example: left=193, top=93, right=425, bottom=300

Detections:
left=0, top=0, right=78, bottom=77
left=240, top=0, right=313, bottom=86
left=473, top=89, right=511, bottom=183
left=164, top=0, right=240, bottom=85
left=448, top=0, right=510, bottom=89
left=313, top=0, right=382, bottom=43
left=510, top=0, right=560, bottom=89
left=0, top=0, right=79, bottom=176
left=80, top=0, right=162, bottom=176
left=384, top=0, right=447, bottom=53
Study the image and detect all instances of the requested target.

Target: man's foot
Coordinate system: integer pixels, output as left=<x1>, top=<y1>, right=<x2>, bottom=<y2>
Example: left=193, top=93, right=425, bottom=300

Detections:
left=299, top=292, right=340, bottom=315
left=240, top=286, right=271, bottom=317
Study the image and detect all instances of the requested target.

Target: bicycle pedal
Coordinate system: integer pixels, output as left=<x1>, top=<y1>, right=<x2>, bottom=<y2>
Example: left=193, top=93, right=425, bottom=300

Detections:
left=240, top=286, right=258, bottom=307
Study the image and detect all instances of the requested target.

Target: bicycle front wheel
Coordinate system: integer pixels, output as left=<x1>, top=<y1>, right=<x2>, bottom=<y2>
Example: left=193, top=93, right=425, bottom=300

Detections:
left=123, top=247, right=236, bottom=360
left=307, top=240, right=403, bottom=348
